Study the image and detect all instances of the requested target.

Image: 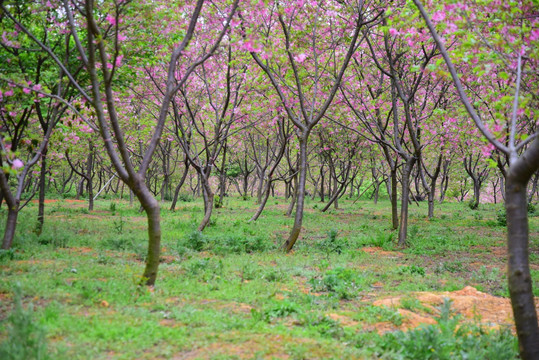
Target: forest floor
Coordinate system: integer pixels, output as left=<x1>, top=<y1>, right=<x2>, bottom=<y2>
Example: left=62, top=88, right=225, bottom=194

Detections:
left=1, top=196, right=538, bottom=359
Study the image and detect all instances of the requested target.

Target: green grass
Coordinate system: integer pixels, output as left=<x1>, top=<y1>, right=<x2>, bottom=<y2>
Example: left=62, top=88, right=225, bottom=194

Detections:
left=0, top=197, right=533, bottom=359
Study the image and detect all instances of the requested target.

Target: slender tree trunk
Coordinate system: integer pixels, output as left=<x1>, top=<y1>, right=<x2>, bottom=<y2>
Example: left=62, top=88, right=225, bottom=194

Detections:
left=256, top=169, right=265, bottom=204
left=283, top=137, right=307, bottom=252
left=170, top=161, right=190, bottom=211
left=440, top=174, right=449, bottom=203
left=36, top=146, right=48, bottom=234
left=528, top=172, right=538, bottom=203
left=322, top=164, right=351, bottom=212
left=373, top=182, right=380, bottom=204
left=320, top=169, right=325, bottom=202
left=398, top=157, right=416, bottom=246
left=87, top=142, right=95, bottom=211
left=286, top=175, right=298, bottom=217
left=250, top=179, right=273, bottom=222
left=390, top=168, right=399, bottom=230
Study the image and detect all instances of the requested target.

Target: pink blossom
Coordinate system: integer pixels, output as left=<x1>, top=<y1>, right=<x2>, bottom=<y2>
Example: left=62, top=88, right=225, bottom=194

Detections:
left=23, top=87, right=31, bottom=94
left=530, top=29, right=539, bottom=41
left=12, top=159, right=23, bottom=170
left=389, top=28, right=398, bottom=37
left=294, top=53, right=307, bottom=63
left=446, top=23, right=458, bottom=33
left=432, top=11, right=446, bottom=22
left=32, top=84, right=41, bottom=91
left=106, top=14, right=116, bottom=26
left=115, top=55, right=123, bottom=67
left=118, top=33, right=127, bottom=41
left=4, top=89, right=14, bottom=97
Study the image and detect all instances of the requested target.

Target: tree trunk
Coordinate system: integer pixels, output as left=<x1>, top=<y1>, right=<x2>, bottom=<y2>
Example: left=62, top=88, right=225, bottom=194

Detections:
left=390, top=168, right=399, bottom=230
left=256, top=169, right=265, bottom=204
left=2, top=204, right=19, bottom=250
left=398, top=157, right=416, bottom=246
left=87, top=142, right=95, bottom=211
left=505, top=138, right=539, bottom=359
left=473, top=180, right=481, bottom=206
left=170, top=161, right=190, bottom=211
left=250, top=179, right=273, bottom=222
left=36, top=146, right=48, bottom=234
left=283, top=137, right=307, bottom=252
left=76, top=177, right=84, bottom=200
left=320, top=168, right=325, bottom=202
left=198, top=175, right=214, bottom=231
left=286, top=174, right=298, bottom=217
left=428, top=188, right=435, bottom=219
left=373, top=182, right=380, bottom=204
left=134, top=182, right=161, bottom=287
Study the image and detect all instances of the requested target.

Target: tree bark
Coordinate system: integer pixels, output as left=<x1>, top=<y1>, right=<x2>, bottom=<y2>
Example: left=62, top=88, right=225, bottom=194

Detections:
left=133, top=181, right=161, bottom=286
left=398, top=157, right=416, bottom=246
left=36, top=146, right=48, bottom=234
left=2, top=204, right=19, bottom=250
left=86, top=142, right=95, bottom=211
left=198, top=174, right=214, bottom=231
left=505, top=138, right=539, bottom=359
left=390, top=168, right=399, bottom=230
left=170, top=161, right=190, bottom=211
left=283, top=137, right=307, bottom=252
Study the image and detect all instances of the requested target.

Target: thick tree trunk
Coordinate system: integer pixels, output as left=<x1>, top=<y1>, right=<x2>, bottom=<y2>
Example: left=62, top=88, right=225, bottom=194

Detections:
left=76, top=177, right=84, bottom=200
left=133, top=181, right=161, bottom=286
left=505, top=138, right=539, bottom=359
left=428, top=188, right=435, bottom=219
left=283, top=137, right=307, bottom=252
left=2, top=204, right=19, bottom=250
left=398, top=157, right=416, bottom=246
left=198, top=176, right=214, bottom=231
left=473, top=181, right=481, bottom=206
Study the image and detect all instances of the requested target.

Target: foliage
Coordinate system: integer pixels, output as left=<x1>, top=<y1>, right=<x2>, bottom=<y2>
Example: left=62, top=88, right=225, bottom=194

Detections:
left=376, top=299, right=517, bottom=359
left=309, top=267, right=366, bottom=299
left=318, top=229, right=348, bottom=256
left=398, top=265, right=426, bottom=276
left=0, top=286, right=50, bottom=360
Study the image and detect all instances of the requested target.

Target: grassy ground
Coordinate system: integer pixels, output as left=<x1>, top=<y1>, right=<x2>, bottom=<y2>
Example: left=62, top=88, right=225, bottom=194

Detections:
left=1, top=195, right=538, bottom=359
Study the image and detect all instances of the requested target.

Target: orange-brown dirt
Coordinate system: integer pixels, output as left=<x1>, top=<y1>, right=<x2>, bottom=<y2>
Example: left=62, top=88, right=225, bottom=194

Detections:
left=361, top=246, right=404, bottom=257
left=371, top=286, right=538, bottom=333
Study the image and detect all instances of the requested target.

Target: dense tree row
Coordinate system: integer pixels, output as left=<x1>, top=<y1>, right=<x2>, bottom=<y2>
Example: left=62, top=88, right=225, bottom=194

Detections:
left=1, top=0, right=538, bottom=356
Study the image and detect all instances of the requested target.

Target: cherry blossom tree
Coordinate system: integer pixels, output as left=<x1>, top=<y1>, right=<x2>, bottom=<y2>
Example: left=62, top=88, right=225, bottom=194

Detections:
left=413, top=0, right=539, bottom=356
left=1, top=0, right=239, bottom=285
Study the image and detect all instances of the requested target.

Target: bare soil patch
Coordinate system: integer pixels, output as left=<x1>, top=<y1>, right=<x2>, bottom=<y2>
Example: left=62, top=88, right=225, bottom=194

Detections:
left=371, top=286, right=536, bottom=333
